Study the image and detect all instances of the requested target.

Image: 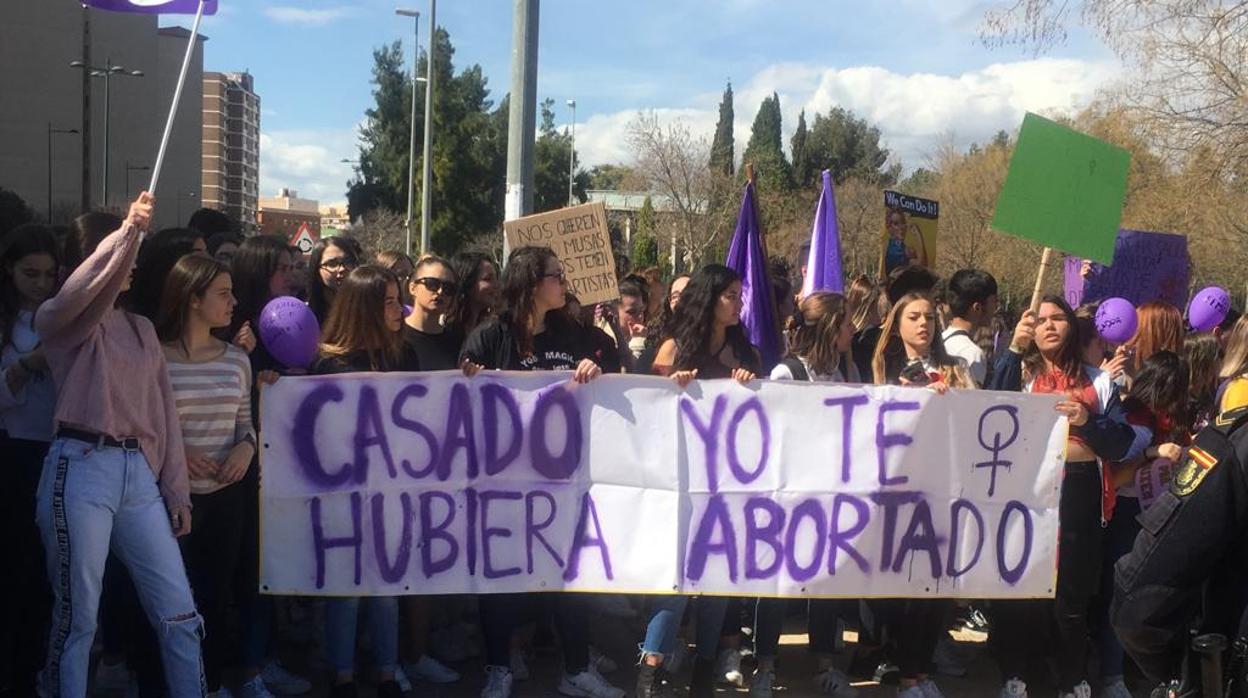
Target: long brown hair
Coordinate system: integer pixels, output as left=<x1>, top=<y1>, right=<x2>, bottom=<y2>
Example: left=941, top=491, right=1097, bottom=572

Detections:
left=1025, top=294, right=1084, bottom=383
left=789, top=292, right=847, bottom=376
left=1129, top=301, right=1184, bottom=372
left=872, top=292, right=965, bottom=386
left=155, top=253, right=231, bottom=347
left=318, top=265, right=403, bottom=370
left=846, top=274, right=886, bottom=332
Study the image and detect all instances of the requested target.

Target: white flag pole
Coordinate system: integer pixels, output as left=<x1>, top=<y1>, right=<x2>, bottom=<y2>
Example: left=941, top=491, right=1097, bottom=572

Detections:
left=147, top=0, right=205, bottom=199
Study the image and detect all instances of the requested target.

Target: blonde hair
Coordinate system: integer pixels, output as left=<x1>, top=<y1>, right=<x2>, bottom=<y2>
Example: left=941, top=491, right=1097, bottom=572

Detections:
left=872, top=292, right=973, bottom=388
left=1219, top=315, right=1248, bottom=380
left=788, top=292, right=848, bottom=377
left=846, top=274, right=885, bottom=332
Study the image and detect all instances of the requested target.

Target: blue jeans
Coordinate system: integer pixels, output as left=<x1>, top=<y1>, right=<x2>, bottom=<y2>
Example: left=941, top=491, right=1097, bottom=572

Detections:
left=36, top=436, right=204, bottom=698
left=641, top=595, right=728, bottom=662
left=325, top=597, right=398, bottom=675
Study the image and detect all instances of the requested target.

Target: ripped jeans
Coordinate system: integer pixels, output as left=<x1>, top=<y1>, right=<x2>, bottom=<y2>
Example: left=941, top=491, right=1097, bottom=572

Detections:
left=36, top=436, right=204, bottom=698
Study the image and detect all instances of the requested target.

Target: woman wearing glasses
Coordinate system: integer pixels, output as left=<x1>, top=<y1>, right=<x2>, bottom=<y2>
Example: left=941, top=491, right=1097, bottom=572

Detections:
left=307, top=237, right=362, bottom=323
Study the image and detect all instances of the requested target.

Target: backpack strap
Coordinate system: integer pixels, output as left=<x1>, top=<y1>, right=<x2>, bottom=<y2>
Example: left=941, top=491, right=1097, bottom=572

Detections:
left=781, top=357, right=811, bottom=382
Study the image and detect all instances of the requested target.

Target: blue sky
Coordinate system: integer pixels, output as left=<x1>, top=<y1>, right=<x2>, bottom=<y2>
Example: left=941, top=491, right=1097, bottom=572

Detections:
left=166, top=0, right=1120, bottom=204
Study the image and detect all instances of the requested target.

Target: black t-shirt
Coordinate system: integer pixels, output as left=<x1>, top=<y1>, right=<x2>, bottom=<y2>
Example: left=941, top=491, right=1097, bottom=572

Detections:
left=401, top=325, right=464, bottom=372
left=851, top=325, right=882, bottom=382
left=461, top=315, right=593, bottom=372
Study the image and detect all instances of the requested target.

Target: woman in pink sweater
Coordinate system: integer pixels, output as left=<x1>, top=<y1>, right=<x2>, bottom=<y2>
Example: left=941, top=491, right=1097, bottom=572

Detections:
left=34, top=192, right=203, bottom=698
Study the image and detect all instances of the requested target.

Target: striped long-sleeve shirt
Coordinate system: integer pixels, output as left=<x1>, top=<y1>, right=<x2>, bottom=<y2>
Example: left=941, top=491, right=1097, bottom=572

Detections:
left=164, top=342, right=254, bottom=495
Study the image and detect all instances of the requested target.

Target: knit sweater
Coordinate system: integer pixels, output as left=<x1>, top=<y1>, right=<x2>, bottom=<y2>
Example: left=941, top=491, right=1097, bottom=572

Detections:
left=35, top=221, right=190, bottom=513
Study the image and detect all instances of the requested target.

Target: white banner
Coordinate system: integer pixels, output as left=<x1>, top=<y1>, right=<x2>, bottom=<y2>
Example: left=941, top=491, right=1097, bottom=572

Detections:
left=260, top=371, right=1066, bottom=598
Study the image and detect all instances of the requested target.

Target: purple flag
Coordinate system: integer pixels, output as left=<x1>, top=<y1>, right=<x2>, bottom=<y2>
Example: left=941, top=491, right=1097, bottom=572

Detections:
left=82, top=0, right=217, bottom=15
left=725, top=181, right=783, bottom=371
left=800, top=169, right=844, bottom=297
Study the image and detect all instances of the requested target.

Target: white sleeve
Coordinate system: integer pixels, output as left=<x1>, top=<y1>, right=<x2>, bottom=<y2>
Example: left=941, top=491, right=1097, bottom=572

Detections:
left=769, top=364, right=795, bottom=381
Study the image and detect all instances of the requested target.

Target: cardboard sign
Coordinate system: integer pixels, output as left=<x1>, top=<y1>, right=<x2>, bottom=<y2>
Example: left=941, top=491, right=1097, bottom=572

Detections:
left=880, top=191, right=939, bottom=277
left=504, top=203, right=619, bottom=305
left=1065, top=230, right=1190, bottom=309
left=260, top=371, right=1066, bottom=598
left=992, top=113, right=1130, bottom=264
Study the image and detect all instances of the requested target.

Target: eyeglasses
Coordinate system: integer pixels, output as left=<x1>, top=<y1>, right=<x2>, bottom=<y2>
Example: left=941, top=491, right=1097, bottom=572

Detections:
left=541, top=270, right=567, bottom=283
left=414, top=277, right=455, bottom=295
left=320, top=258, right=357, bottom=272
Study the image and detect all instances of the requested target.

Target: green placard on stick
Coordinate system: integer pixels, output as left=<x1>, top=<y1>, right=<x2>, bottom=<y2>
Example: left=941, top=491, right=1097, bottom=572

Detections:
left=992, top=113, right=1130, bottom=265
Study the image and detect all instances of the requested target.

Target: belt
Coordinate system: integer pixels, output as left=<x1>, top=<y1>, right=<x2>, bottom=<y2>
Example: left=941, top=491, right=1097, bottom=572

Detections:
left=57, top=427, right=142, bottom=451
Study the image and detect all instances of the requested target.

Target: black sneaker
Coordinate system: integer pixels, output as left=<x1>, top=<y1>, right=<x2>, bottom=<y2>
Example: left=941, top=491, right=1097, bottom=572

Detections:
left=376, top=679, right=404, bottom=698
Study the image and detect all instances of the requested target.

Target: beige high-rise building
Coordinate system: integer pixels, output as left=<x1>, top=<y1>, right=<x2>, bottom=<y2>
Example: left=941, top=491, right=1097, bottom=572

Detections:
left=202, top=71, right=259, bottom=231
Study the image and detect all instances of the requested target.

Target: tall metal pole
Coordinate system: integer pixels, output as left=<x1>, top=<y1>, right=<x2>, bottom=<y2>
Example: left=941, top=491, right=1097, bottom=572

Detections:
left=396, top=9, right=420, bottom=257
left=81, top=5, right=92, bottom=213
left=503, top=0, right=539, bottom=263
left=566, top=99, right=576, bottom=206
left=102, top=62, right=111, bottom=208
left=48, top=124, right=54, bottom=222
left=420, top=0, right=436, bottom=255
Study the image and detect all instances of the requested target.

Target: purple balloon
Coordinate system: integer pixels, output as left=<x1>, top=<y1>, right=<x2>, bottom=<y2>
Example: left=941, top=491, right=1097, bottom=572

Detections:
left=1189, top=286, right=1231, bottom=333
left=402, top=304, right=413, bottom=318
left=258, top=296, right=320, bottom=369
left=1095, top=297, right=1138, bottom=344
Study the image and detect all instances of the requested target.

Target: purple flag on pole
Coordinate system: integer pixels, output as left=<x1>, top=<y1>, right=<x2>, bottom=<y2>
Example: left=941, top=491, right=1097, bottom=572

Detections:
left=800, top=169, right=844, bottom=297
left=82, top=0, right=217, bottom=15
left=725, top=181, right=783, bottom=371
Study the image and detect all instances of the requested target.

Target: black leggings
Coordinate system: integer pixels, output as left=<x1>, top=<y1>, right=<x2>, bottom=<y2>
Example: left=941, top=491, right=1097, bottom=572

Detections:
left=480, top=593, right=590, bottom=673
left=181, top=482, right=248, bottom=691
left=993, top=460, right=1103, bottom=691
left=0, top=437, right=51, bottom=693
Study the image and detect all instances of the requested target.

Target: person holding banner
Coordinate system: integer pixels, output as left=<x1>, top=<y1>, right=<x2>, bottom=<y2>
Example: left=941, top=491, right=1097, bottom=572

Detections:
left=309, top=264, right=409, bottom=698
left=460, top=246, right=623, bottom=698
left=155, top=253, right=256, bottom=698
left=33, top=193, right=204, bottom=698
left=870, top=292, right=973, bottom=698
left=749, top=291, right=859, bottom=698
left=988, top=296, right=1143, bottom=698
left=449, top=252, right=501, bottom=340
left=636, top=264, right=759, bottom=698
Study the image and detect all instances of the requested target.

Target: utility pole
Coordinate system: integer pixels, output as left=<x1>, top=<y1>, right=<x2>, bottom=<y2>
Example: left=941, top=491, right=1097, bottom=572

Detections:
left=503, top=0, right=539, bottom=263
left=396, top=8, right=420, bottom=257
left=566, top=98, right=576, bottom=206
left=420, top=0, right=436, bottom=255
left=80, top=5, right=92, bottom=213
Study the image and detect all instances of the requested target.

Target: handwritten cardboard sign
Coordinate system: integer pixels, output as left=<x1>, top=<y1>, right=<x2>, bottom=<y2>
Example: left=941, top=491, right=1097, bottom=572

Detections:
left=260, top=372, right=1065, bottom=598
left=1064, top=230, right=1190, bottom=309
left=504, top=202, right=619, bottom=305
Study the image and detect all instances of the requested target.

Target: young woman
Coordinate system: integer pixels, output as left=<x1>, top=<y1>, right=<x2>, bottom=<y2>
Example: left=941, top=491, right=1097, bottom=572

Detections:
left=988, top=295, right=1143, bottom=698
left=868, top=293, right=973, bottom=698
left=1127, top=302, right=1185, bottom=375
left=636, top=264, right=758, bottom=698
left=394, top=255, right=462, bottom=688
left=1184, top=331, right=1221, bottom=431
left=34, top=192, right=203, bottom=697
left=311, top=265, right=408, bottom=698
left=750, top=291, right=858, bottom=698
left=846, top=274, right=887, bottom=382
left=206, top=231, right=244, bottom=266
left=307, top=236, right=362, bottom=324
left=449, top=251, right=500, bottom=339
left=460, top=247, right=622, bottom=698
left=129, top=227, right=208, bottom=321
left=155, top=254, right=256, bottom=698
left=635, top=274, right=690, bottom=375
left=376, top=249, right=415, bottom=305
left=0, top=224, right=61, bottom=696
left=1216, top=315, right=1248, bottom=413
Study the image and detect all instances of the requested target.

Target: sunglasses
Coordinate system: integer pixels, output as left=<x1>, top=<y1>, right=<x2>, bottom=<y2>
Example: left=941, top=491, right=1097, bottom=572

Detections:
left=414, top=277, right=455, bottom=295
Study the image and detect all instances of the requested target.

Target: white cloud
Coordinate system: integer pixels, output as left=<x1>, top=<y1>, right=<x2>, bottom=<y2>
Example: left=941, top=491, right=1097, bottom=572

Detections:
left=263, top=6, right=354, bottom=26
left=259, top=125, right=360, bottom=204
left=573, top=57, right=1121, bottom=173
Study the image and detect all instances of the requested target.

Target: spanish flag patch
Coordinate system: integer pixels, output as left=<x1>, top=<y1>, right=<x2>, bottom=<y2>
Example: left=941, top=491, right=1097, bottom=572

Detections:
left=1170, top=446, right=1218, bottom=497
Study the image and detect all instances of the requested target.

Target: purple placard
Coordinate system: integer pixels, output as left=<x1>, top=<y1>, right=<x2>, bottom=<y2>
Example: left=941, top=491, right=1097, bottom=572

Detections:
left=1063, top=255, right=1084, bottom=308
left=1068, top=230, right=1189, bottom=309
left=82, top=0, right=217, bottom=15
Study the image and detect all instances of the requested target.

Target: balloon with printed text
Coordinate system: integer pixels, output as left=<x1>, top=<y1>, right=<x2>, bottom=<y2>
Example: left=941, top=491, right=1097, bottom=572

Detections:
left=1095, top=297, right=1138, bottom=344
left=1188, top=286, right=1231, bottom=333
left=258, top=296, right=320, bottom=369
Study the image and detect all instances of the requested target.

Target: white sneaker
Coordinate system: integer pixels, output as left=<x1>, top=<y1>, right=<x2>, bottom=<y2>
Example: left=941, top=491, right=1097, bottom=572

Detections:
left=919, top=677, right=946, bottom=698
left=898, top=685, right=927, bottom=698
left=1000, top=678, right=1028, bottom=698
left=260, top=661, right=311, bottom=695
left=510, top=647, right=530, bottom=681
left=237, top=675, right=277, bottom=698
left=1060, top=681, right=1093, bottom=698
left=814, top=667, right=859, bottom=697
left=558, top=669, right=627, bottom=698
left=94, top=660, right=131, bottom=694
left=589, top=645, right=618, bottom=674
left=718, top=648, right=745, bottom=687
left=404, top=654, right=460, bottom=684
left=481, top=666, right=513, bottom=698
left=1100, top=679, right=1132, bottom=698
left=393, top=665, right=413, bottom=693
left=749, top=670, right=775, bottom=698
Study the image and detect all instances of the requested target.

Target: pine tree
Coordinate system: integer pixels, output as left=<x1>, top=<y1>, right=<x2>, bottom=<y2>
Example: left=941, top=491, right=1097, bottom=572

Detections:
left=632, top=196, right=659, bottom=267
left=791, top=109, right=810, bottom=187
left=742, top=92, right=792, bottom=191
left=709, top=82, right=735, bottom=176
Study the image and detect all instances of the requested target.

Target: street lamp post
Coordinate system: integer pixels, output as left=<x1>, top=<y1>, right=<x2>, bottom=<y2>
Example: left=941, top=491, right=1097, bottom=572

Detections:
left=126, top=162, right=152, bottom=198
left=395, top=8, right=420, bottom=257
left=70, top=58, right=144, bottom=209
left=47, top=124, right=79, bottom=223
left=566, top=99, right=576, bottom=206
left=419, top=0, right=437, bottom=255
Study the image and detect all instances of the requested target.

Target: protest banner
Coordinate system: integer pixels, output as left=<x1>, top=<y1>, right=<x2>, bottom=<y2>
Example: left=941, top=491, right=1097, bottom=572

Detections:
left=260, top=372, right=1066, bottom=599
left=1063, top=230, right=1190, bottom=309
left=1063, top=255, right=1085, bottom=307
left=879, top=191, right=938, bottom=277
left=503, top=202, right=619, bottom=305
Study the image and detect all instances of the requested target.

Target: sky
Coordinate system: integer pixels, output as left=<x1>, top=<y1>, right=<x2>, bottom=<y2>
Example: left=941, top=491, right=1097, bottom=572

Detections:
left=165, top=0, right=1122, bottom=206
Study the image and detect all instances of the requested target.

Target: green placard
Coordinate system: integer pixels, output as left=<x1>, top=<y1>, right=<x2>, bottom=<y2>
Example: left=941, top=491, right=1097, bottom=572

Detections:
left=991, top=113, right=1130, bottom=264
